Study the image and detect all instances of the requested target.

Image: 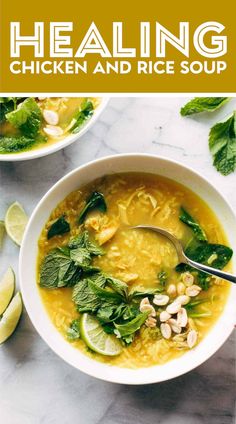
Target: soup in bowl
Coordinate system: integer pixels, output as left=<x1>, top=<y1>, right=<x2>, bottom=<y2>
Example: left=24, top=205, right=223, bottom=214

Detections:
left=19, top=155, right=236, bottom=384
left=0, top=97, right=108, bottom=161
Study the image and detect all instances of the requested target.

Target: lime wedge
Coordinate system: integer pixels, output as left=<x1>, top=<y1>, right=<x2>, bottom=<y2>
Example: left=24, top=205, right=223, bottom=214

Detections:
left=80, top=313, right=122, bottom=356
left=0, top=220, right=5, bottom=249
left=0, top=292, right=22, bottom=344
left=5, top=202, right=28, bottom=246
left=0, top=267, right=15, bottom=315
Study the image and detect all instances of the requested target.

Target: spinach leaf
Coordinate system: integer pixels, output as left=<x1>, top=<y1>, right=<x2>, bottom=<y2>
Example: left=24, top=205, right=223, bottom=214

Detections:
left=209, top=112, right=236, bottom=176
left=70, top=99, right=94, bottom=134
left=176, top=242, right=233, bottom=289
left=78, top=192, right=107, bottom=224
left=197, top=272, right=211, bottom=291
left=181, top=97, right=229, bottom=116
left=0, top=136, right=35, bottom=153
left=179, top=207, right=207, bottom=242
left=47, top=216, right=70, bottom=239
left=114, top=312, right=149, bottom=339
left=67, top=319, right=80, bottom=340
left=186, top=243, right=233, bottom=269
left=6, top=98, right=42, bottom=138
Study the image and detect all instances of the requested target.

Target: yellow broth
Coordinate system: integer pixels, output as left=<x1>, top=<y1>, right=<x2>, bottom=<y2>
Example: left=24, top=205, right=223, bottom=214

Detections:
left=38, top=173, right=231, bottom=368
left=0, top=97, right=100, bottom=152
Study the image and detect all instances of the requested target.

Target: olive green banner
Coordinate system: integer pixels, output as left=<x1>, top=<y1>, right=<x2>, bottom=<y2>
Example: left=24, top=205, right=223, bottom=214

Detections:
left=1, top=0, right=236, bottom=93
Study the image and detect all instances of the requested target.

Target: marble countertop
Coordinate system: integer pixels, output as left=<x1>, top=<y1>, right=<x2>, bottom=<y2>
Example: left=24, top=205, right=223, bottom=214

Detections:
left=0, top=97, right=235, bottom=424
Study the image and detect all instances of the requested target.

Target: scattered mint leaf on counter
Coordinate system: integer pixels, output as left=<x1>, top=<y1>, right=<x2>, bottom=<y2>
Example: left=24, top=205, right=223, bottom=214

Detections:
left=78, top=192, right=107, bottom=224
left=6, top=97, right=42, bottom=138
left=179, top=207, right=208, bottom=242
left=67, top=319, right=80, bottom=340
left=70, top=99, right=94, bottom=134
left=47, top=215, right=70, bottom=239
left=209, top=112, right=236, bottom=176
left=180, top=97, right=229, bottom=116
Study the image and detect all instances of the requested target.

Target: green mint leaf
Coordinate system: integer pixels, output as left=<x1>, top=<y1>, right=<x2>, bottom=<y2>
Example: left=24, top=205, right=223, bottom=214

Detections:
left=181, top=97, right=229, bottom=116
left=106, top=276, right=128, bottom=299
left=209, top=112, right=236, bottom=176
left=130, top=287, right=163, bottom=300
left=114, top=312, right=149, bottom=339
left=40, top=249, right=73, bottom=288
left=70, top=247, right=92, bottom=268
left=72, top=273, right=107, bottom=312
left=69, top=231, right=104, bottom=256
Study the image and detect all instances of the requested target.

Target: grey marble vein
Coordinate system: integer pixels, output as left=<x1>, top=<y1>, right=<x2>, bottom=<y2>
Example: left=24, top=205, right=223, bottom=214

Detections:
left=0, top=97, right=236, bottom=424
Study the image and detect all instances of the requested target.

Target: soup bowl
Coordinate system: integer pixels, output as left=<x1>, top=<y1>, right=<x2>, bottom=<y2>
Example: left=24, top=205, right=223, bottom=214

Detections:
left=0, top=97, right=109, bottom=162
left=19, top=154, right=236, bottom=384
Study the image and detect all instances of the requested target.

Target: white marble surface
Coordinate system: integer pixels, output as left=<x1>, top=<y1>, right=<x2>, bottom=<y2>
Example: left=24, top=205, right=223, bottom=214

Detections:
left=0, top=97, right=236, bottom=424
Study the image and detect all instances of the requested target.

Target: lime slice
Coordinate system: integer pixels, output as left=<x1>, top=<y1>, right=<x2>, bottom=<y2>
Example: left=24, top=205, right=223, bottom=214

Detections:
left=0, top=220, right=5, bottom=249
left=80, top=313, right=122, bottom=356
left=0, top=292, right=22, bottom=344
left=0, top=267, right=15, bottom=315
left=5, top=202, right=28, bottom=246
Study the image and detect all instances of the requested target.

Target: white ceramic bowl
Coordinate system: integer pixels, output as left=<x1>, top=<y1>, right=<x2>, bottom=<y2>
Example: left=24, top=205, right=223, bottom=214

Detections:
left=19, top=154, right=236, bottom=384
left=0, top=98, right=109, bottom=161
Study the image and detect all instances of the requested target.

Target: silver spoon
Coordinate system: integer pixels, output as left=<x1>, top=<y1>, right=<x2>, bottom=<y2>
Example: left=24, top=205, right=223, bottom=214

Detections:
left=132, top=225, right=236, bottom=284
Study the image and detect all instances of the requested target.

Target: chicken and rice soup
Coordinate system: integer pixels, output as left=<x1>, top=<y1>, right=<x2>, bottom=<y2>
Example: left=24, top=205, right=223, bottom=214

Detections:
left=37, top=173, right=232, bottom=368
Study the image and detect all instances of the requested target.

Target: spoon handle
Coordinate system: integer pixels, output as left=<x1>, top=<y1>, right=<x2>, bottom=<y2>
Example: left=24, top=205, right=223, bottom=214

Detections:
left=186, top=258, right=236, bottom=284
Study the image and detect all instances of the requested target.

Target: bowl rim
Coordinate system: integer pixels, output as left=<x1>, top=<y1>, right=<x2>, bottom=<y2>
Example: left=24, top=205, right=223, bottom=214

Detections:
left=0, top=97, right=109, bottom=162
left=19, top=153, right=236, bottom=384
